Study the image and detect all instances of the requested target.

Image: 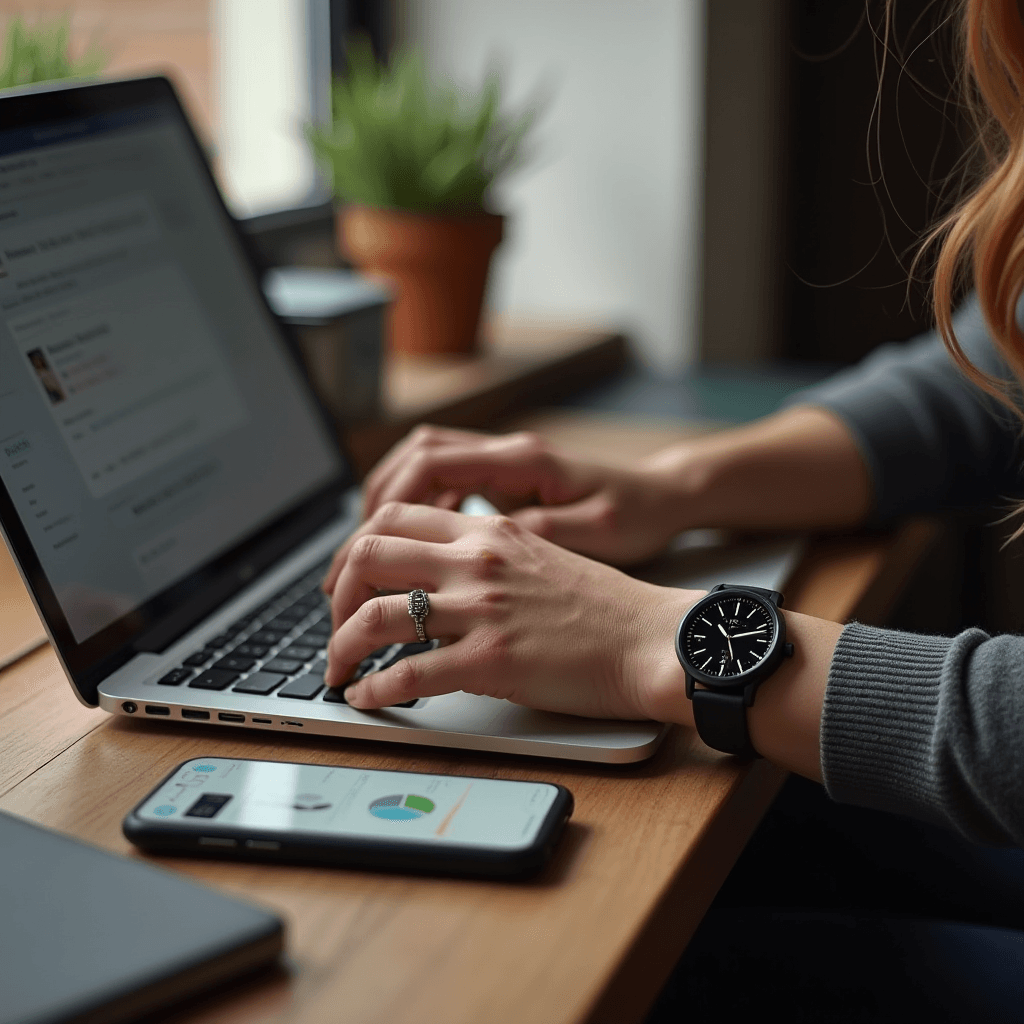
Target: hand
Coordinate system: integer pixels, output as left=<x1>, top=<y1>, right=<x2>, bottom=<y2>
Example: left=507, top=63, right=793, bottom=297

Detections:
left=353, top=424, right=692, bottom=568
left=323, top=501, right=701, bottom=721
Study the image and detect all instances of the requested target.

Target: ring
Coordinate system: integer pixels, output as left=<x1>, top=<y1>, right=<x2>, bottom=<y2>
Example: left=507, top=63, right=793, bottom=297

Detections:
left=407, top=589, right=430, bottom=643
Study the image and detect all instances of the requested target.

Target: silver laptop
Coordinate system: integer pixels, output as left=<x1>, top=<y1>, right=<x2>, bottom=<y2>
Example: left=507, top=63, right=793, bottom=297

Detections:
left=0, top=77, right=799, bottom=763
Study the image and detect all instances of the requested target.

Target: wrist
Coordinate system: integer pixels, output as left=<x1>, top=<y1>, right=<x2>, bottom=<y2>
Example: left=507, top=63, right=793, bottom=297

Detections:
left=625, top=584, right=700, bottom=727
left=640, top=443, right=717, bottom=533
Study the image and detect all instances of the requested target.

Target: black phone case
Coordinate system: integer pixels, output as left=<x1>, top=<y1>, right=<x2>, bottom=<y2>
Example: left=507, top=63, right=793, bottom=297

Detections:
left=123, top=758, right=574, bottom=880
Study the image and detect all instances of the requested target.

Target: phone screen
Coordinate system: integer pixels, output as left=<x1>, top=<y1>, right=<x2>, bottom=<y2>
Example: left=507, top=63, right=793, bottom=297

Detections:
left=135, top=758, right=561, bottom=851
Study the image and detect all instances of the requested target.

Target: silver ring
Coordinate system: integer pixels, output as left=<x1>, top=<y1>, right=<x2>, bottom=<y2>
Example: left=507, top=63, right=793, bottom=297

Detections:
left=407, top=589, right=430, bottom=643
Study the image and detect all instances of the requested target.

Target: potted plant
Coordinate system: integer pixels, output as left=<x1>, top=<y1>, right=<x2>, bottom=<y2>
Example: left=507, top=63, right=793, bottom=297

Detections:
left=307, top=41, right=538, bottom=356
left=0, top=15, right=104, bottom=89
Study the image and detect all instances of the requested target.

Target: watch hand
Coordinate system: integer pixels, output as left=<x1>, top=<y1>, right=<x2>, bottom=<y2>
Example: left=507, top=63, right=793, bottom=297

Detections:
left=717, top=623, right=731, bottom=639
left=730, top=630, right=767, bottom=639
left=727, top=637, right=734, bottom=661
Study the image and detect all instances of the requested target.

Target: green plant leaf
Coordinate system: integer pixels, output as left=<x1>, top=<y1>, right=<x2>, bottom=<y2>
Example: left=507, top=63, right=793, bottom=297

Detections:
left=307, top=35, right=543, bottom=213
left=0, top=15, right=106, bottom=90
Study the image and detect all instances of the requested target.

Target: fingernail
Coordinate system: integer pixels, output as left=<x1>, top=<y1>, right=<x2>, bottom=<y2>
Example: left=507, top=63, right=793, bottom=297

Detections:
left=345, top=685, right=365, bottom=708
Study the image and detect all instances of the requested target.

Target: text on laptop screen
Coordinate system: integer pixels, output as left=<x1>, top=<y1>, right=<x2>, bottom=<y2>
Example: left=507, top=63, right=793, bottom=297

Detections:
left=0, top=106, right=343, bottom=642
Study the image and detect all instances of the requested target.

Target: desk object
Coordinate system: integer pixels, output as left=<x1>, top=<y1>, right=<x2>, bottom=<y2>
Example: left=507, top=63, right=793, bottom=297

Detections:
left=263, top=267, right=390, bottom=425
left=0, top=810, right=283, bottom=1024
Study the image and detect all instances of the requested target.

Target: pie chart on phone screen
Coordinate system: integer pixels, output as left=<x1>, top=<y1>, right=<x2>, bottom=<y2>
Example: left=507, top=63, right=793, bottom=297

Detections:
left=368, top=794, right=435, bottom=821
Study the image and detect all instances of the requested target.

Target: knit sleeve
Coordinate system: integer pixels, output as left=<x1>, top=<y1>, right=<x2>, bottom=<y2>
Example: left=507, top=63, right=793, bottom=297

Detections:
left=820, top=621, right=1024, bottom=845
left=789, top=295, right=1024, bottom=523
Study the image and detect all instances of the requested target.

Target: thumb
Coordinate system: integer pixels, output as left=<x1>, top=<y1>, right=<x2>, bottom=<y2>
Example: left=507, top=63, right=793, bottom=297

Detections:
left=511, top=493, right=614, bottom=557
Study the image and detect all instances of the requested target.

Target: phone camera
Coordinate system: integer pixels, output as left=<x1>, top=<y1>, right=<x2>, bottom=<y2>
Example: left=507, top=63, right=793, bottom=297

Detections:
left=121, top=701, right=138, bottom=714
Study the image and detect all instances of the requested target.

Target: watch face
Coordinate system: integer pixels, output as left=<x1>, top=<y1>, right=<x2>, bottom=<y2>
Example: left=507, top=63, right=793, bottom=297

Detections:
left=683, top=593, right=776, bottom=679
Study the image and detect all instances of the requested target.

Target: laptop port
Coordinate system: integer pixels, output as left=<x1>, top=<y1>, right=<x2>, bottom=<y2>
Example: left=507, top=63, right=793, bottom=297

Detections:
left=280, top=720, right=304, bottom=727
left=181, top=709, right=210, bottom=720
left=144, top=705, right=170, bottom=716
left=218, top=712, right=245, bottom=723
left=252, top=717, right=272, bottom=724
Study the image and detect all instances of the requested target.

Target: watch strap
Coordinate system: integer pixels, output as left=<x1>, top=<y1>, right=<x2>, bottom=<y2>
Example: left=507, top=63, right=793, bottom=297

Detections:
left=691, top=688, right=760, bottom=760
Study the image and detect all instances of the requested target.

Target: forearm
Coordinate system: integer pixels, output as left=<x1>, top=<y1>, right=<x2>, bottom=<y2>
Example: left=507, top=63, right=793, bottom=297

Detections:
left=645, top=406, right=873, bottom=534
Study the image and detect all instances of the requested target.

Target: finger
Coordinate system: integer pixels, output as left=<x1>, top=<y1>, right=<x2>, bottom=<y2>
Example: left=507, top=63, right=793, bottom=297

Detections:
left=322, top=502, right=468, bottom=595
left=363, top=425, right=491, bottom=515
left=330, top=533, right=449, bottom=629
left=343, top=641, right=490, bottom=709
left=511, top=491, right=615, bottom=555
left=325, top=591, right=458, bottom=687
left=367, top=432, right=555, bottom=517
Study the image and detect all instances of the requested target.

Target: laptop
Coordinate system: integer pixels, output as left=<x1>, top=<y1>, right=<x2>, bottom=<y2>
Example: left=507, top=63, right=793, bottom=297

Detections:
left=0, top=810, right=283, bottom=1024
left=0, top=77, right=798, bottom=764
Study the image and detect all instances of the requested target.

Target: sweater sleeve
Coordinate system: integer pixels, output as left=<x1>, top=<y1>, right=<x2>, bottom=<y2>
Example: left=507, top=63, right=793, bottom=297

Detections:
left=821, top=622, right=1024, bottom=846
left=790, top=295, right=1024, bottom=523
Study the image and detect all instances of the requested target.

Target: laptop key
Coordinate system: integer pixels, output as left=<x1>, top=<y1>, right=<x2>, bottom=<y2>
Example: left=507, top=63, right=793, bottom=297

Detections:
left=322, top=686, right=417, bottom=709
left=269, top=610, right=305, bottom=627
left=280, top=644, right=318, bottom=662
left=212, top=655, right=257, bottom=673
left=233, top=643, right=270, bottom=658
left=205, top=634, right=233, bottom=649
left=277, top=675, right=324, bottom=700
left=183, top=651, right=214, bottom=668
left=158, top=668, right=193, bottom=686
left=251, top=629, right=288, bottom=646
left=232, top=672, right=286, bottom=695
left=189, top=669, right=240, bottom=690
left=262, top=657, right=304, bottom=675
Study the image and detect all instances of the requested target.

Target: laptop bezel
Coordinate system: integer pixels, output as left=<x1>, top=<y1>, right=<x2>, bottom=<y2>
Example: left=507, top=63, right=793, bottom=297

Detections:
left=0, top=76, right=356, bottom=705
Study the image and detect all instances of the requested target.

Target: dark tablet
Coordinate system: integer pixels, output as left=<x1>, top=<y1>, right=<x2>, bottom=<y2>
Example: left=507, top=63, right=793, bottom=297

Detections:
left=0, top=811, right=283, bottom=1024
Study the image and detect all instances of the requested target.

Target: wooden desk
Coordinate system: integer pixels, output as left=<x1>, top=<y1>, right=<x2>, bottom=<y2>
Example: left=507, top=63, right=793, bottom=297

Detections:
left=0, top=413, right=937, bottom=1024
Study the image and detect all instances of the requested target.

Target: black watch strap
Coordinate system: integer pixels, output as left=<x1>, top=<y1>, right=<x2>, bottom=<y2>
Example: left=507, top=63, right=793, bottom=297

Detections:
left=690, top=689, right=760, bottom=760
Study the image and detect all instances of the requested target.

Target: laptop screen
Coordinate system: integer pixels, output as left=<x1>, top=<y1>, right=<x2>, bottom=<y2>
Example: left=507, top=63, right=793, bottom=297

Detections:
left=0, top=80, right=347, bottom=682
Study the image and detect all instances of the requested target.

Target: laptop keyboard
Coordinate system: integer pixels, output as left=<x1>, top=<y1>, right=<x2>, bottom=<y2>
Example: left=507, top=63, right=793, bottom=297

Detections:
left=153, top=560, right=428, bottom=709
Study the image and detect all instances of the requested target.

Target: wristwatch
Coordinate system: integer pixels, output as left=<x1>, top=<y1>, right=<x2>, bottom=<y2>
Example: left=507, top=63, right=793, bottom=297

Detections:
left=675, top=584, right=794, bottom=759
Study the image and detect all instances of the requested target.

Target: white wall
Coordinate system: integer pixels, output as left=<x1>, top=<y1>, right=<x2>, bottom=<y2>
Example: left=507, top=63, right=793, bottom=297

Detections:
left=400, top=0, right=703, bottom=372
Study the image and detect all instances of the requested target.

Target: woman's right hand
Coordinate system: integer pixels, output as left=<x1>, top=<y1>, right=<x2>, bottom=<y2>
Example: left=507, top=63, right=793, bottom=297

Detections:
left=358, top=425, right=692, bottom=568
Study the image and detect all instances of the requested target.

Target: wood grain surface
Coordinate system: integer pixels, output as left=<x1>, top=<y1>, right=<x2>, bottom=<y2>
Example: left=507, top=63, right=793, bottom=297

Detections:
left=0, top=413, right=938, bottom=1024
left=0, top=543, right=46, bottom=670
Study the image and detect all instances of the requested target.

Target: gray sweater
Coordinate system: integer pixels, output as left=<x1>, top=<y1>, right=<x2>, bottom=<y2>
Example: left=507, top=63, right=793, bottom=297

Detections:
left=796, top=296, right=1024, bottom=846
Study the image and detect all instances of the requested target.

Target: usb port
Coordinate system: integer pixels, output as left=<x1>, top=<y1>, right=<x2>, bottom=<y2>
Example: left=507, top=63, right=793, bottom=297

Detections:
left=144, top=705, right=170, bottom=716
left=181, top=709, right=210, bottom=720
left=252, top=717, right=272, bottom=724
left=218, top=712, right=245, bottom=723
left=198, top=836, right=237, bottom=847
left=281, top=720, right=304, bottom=727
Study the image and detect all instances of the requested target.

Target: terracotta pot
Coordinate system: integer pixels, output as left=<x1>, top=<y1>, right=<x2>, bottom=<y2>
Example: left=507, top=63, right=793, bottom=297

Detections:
left=338, top=205, right=504, bottom=356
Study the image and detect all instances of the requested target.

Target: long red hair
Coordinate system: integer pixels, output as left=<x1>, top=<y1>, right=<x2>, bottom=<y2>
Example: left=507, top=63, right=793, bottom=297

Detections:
left=934, top=0, right=1024, bottom=410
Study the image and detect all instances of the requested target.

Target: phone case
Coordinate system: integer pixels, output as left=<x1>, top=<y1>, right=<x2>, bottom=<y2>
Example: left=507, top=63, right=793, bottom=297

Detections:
left=123, top=758, right=574, bottom=880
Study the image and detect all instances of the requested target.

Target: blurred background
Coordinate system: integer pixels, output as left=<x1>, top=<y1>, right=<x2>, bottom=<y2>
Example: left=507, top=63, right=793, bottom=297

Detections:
left=1, top=0, right=967, bottom=370
left=4, top=0, right=1011, bottom=631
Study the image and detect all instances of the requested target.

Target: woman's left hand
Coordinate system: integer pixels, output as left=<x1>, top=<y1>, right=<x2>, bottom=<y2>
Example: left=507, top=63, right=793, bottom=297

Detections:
left=323, top=502, right=700, bottom=722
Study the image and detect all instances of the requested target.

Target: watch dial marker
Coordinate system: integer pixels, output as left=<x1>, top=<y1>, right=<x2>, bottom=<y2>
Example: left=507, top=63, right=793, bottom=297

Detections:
left=684, top=595, right=777, bottom=679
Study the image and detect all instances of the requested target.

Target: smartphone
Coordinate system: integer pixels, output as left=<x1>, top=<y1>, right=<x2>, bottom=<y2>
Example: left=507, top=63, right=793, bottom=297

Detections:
left=124, top=757, right=574, bottom=879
